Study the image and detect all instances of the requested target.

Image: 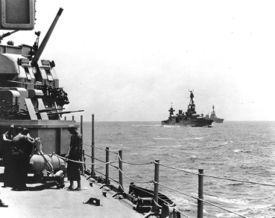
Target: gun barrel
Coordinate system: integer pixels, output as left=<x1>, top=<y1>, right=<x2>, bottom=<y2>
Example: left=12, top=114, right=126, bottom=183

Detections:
left=48, top=110, right=84, bottom=115
left=8, top=80, right=34, bottom=85
left=37, top=108, right=64, bottom=113
left=31, top=8, right=63, bottom=65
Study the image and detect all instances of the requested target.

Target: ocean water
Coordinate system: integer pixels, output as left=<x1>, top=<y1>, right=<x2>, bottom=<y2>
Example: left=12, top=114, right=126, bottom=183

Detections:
left=81, top=121, right=275, bottom=218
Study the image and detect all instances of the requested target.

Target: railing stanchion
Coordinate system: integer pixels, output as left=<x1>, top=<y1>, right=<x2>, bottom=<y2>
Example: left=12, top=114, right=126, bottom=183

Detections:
left=118, top=150, right=123, bottom=191
left=91, top=114, right=95, bottom=176
left=153, top=160, right=160, bottom=213
left=105, top=147, right=110, bottom=185
left=80, top=115, right=83, bottom=138
left=198, top=169, right=204, bottom=218
left=72, top=115, right=75, bottom=121
left=80, top=115, right=84, bottom=174
left=82, top=149, right=86, bottom=173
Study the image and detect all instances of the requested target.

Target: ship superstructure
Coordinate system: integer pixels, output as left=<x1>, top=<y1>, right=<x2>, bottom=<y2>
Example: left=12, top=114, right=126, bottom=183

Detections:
left=0, top=4, right=80, bottom=158
left=0, top=2, right=180, bottom=218
left=209, top=105, right=224, bottom=123
left=161, top=91, right=213, bottom=127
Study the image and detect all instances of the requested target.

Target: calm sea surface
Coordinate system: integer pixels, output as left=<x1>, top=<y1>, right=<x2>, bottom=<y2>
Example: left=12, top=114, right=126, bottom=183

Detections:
left=81, top=121, right=275, bottom=218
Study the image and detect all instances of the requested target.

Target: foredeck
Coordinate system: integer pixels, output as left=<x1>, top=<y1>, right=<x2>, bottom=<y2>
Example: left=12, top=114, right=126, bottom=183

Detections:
left=0, top=168, right=143, bottom=218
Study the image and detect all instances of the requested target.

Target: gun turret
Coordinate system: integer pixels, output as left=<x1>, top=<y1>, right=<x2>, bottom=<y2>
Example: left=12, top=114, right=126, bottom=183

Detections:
left=31, top=8, right=63, bottom=66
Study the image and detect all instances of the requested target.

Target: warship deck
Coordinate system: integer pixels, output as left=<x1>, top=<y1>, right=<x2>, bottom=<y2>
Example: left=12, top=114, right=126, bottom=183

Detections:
left=0, top=167, right=143, bottom=218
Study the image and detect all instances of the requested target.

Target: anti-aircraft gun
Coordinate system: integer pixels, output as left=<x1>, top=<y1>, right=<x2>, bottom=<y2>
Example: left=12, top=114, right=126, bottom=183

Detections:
left=0, top=1, right=82, bottom=166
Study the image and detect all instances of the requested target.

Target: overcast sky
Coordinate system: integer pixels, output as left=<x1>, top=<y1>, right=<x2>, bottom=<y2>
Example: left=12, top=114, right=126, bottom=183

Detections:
left=6, top=0, right=275, bottom=121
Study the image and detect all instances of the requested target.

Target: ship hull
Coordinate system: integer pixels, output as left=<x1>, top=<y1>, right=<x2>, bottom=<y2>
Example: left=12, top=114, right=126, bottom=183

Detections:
left=213, top=118, right=224, bottom=123
left=161, top=118, right=213, bottom=127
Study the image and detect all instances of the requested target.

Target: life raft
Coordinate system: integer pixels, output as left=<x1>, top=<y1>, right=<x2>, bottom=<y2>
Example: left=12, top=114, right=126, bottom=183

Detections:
left=128, top=182, right=180, bottom=217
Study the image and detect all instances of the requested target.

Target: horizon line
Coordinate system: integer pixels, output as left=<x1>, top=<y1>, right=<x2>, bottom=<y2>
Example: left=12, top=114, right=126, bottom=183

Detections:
left=79, top=120, right=275, bottom=122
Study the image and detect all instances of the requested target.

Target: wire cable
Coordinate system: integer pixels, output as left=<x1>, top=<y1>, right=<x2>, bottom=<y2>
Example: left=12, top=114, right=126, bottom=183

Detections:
left=159, top=163, right=275, bottom=187
left=121, top=160, right=153, bottom=166
left=117, top=168, right=152, bottom=184
left=55, top=154, right=85, bottom=164
left=117, top=154, right=153, bottom=166
left=201, top=173, right=275, bottom=187
left=158, top=183, right=247, bottom=218
left=159, top=163, right=199, bottom=176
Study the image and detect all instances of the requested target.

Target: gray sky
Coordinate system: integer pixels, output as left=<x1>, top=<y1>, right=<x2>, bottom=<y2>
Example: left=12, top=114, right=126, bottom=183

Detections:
left=6, top=0, right=275, bottom=121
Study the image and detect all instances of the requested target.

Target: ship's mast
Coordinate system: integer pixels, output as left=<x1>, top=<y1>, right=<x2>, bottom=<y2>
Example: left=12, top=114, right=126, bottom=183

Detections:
left=187, top=90, right=196, bottom=115
left=211, top=105, right=216, bottom=116
left=168, top=104, right=175, bottom=118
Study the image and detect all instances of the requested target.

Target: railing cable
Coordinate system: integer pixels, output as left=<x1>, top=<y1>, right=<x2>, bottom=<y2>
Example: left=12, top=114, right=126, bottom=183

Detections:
left=93, top=157, right=106, bottom=163
left=117, top=154, right=153, bottom=166
left=55, top=154, right=85, bottom=164
left=159, top=163, right=275, bottom=187
left=158, top=182, right=247, bottom=218
left=85, top=144, right=118, bottom=154
left=117, top=168, right=152, bottom=184
left=84, top=153, right=91, bottom=158
left=159, top=163, right=198, bottom=175
left=110, top=163, right=119, bottom=169
left=201, top=173, right=275, bottom=187
left=121, top=160, right=153, bottom=166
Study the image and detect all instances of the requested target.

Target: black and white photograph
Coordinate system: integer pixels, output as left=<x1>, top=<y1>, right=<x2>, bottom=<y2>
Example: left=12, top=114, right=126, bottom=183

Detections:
left=0, top=0, right=275, bottom=217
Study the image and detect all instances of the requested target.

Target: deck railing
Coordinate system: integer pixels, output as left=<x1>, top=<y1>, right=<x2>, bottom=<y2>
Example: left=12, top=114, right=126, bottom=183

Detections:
left=73, top=114, right=275, bottom=218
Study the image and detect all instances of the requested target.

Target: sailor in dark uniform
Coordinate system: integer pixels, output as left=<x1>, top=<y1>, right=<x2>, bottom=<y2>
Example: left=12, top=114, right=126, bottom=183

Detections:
left=11, top=128, right=35, bottom=190
left=66, top=126, right=82, bottom=190
left=2, top=125, right=15, bottom=187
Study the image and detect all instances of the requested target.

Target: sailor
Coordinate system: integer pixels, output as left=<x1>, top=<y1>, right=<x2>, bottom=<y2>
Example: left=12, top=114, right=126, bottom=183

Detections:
left=33, top=137, right=44, bottom=155
left=2, top=125, right=15, bottom=187
left=66, top=126, right=82, bottom=191
left=11, top=128, right=35, bottom=190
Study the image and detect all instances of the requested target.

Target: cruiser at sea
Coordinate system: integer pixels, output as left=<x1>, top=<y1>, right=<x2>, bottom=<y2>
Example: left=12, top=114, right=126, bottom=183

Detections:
left=208, top=105, right=224, bottom=123
left=161, top=91, right=213, bottom=127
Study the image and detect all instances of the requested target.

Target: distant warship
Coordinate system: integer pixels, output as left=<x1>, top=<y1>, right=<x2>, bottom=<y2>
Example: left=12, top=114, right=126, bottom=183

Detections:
left=161, top=91, right=213, bottom=127
left=208, top=105, right=224, bottom=123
